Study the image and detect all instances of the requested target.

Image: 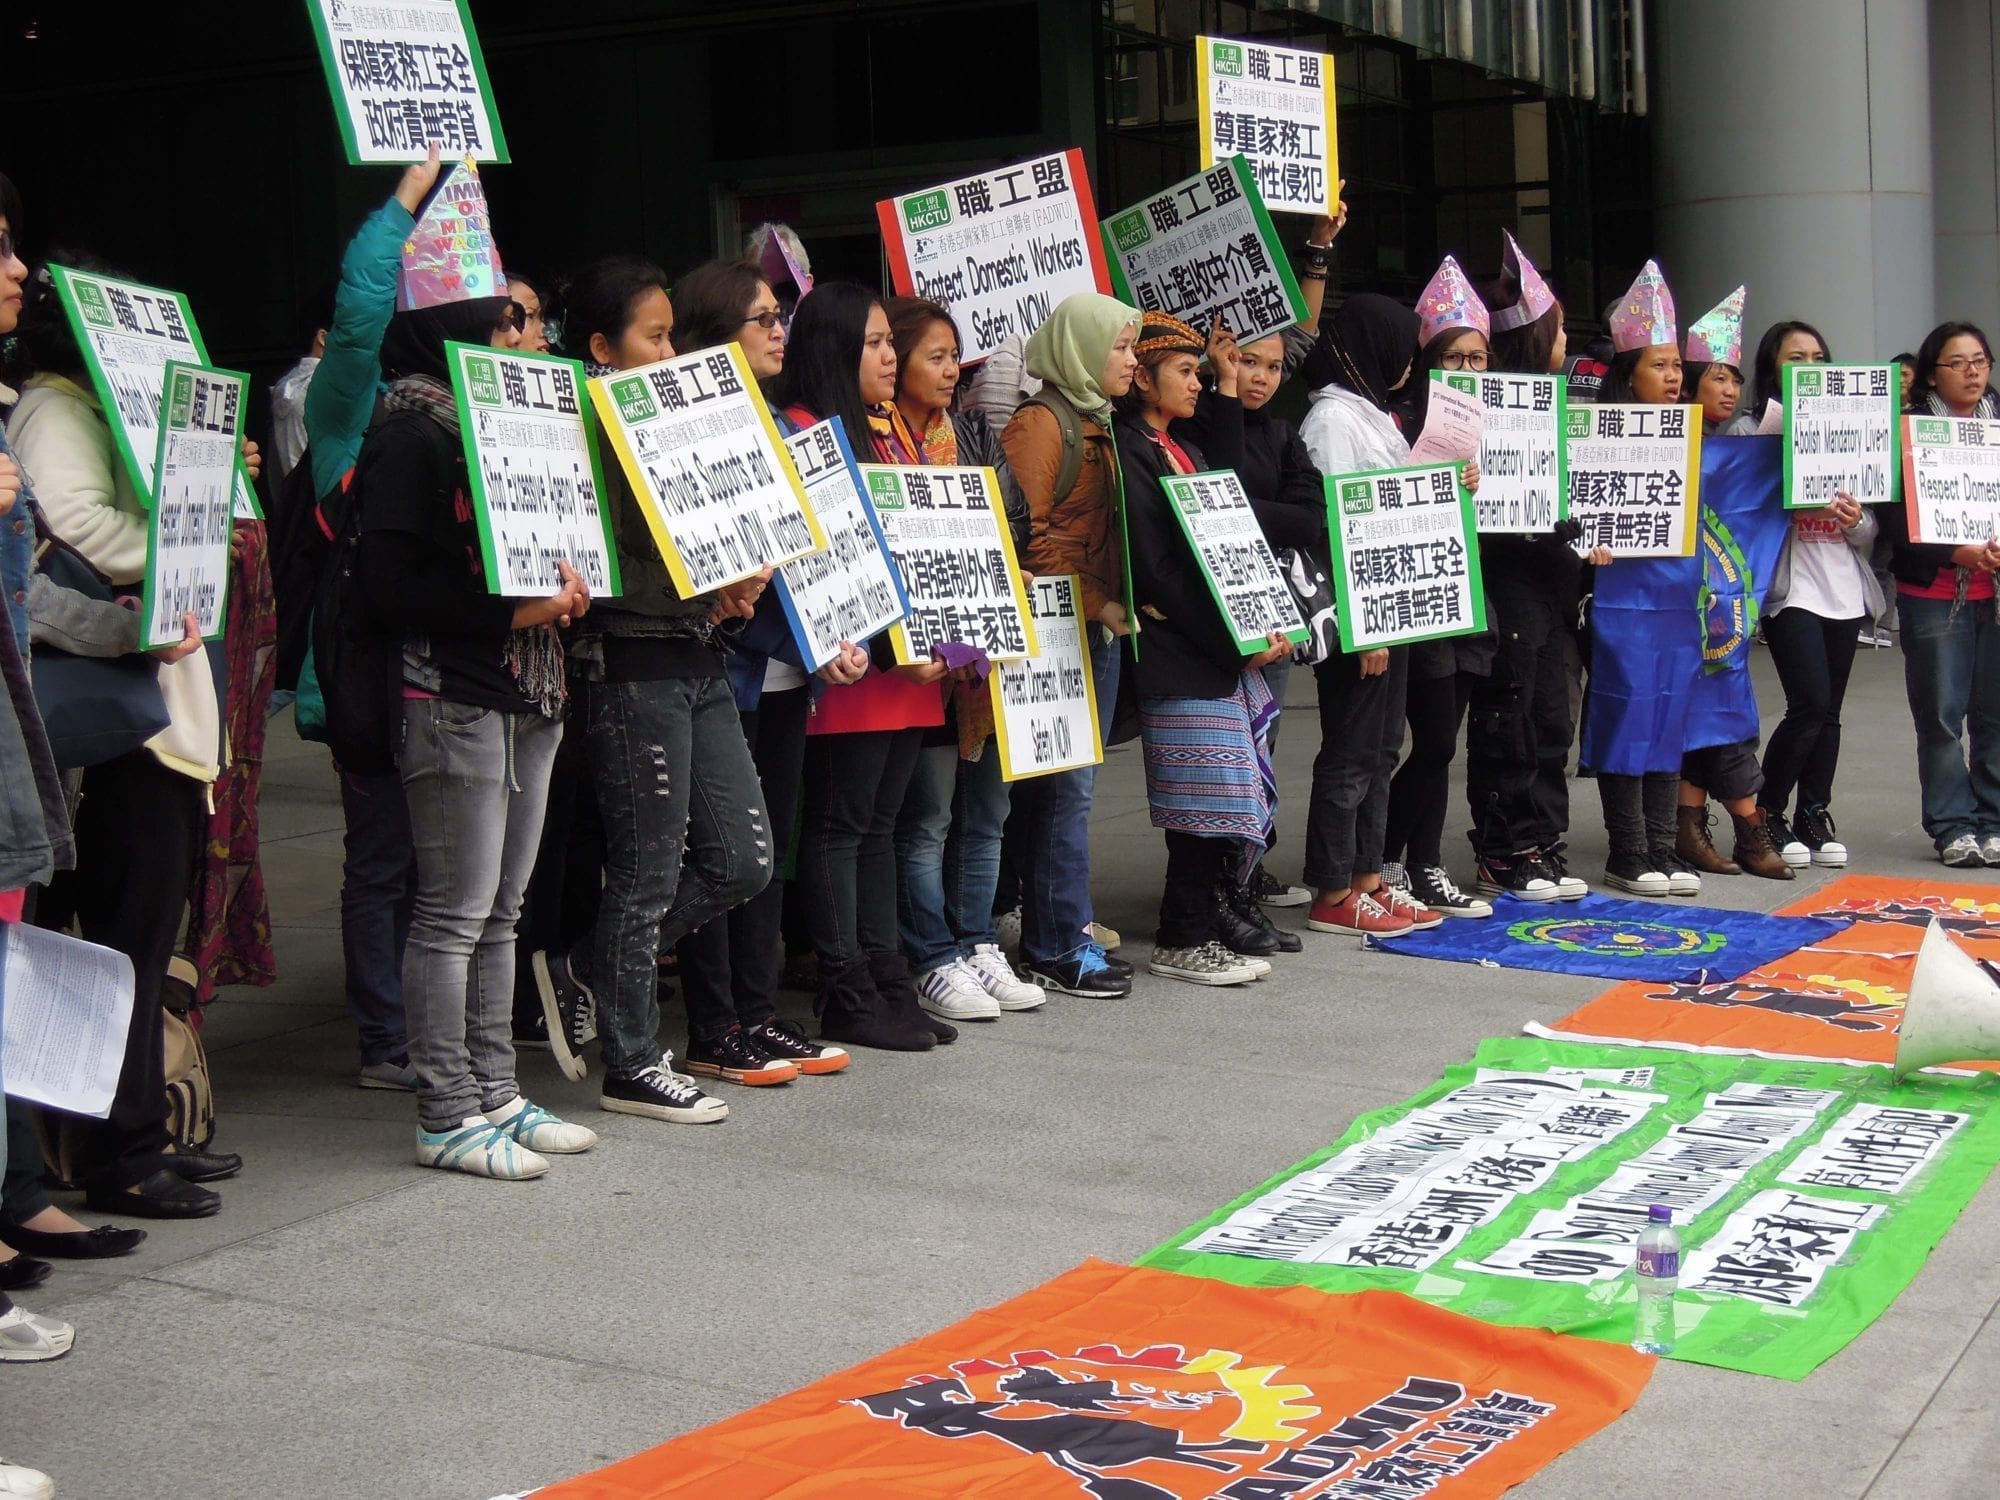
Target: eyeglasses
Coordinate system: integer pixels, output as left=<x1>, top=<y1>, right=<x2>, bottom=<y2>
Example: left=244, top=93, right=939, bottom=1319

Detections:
left=495, top=300, right=527, bottom=334
left=1440, top=349, right=1489, bottom=370
left=0, top=230, right=15, bottom=263
left=741, top=309, right=787, bottom=331
left=1940, top=356, right=1992, bottom=374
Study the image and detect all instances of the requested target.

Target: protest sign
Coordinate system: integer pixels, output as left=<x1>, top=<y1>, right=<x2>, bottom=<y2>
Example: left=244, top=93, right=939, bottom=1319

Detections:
left=47, top=265, right=258, bottom=522
left=305, top=0, right=508, bottom=163
left=1409, top=373, right=1484, bottom=464
left=876, top=149, right=1111, bottom=364
left=1101, top=156, right=1305, bottom=344
left=1782, top=363, right=1898, bottom=509
left=1156, top=470, right=1309, bottom=652
left=1433, top=370, right=1567, bottom=533
left=589, top=346, right=824, bottom=596
left=859, top=465, right=1035, bottom=663
left=990, top=574, right=1102, bottom=782
left=1143, top=1035, right=2000, bottom=1380
left=447, top=342, right=618, bottom=597
left=1563, top=403, right=1700, bottom=556
left=1903, top=414, right=2000, bottom=544
left=1325, top=462, right=1484, bottom=651
left=1197, top=35, right=1340, bottom=216
left=770, top=417, right=908, bottom=670
left=142, top=363, right=243, bottom=647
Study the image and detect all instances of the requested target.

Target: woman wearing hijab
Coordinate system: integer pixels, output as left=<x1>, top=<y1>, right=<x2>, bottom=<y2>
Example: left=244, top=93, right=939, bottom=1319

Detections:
left=348, top=265, right=601, bottom=1180
left=1297, top=295, right=1439, bottom=938
left=1115, top=312, right=1291, bottom=984
left=999, top=293, right=1141, bottom=999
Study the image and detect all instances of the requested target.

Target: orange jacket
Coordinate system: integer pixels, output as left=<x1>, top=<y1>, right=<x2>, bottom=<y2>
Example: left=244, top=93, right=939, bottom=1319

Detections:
left=1000, top=399, right=1122, bottom=622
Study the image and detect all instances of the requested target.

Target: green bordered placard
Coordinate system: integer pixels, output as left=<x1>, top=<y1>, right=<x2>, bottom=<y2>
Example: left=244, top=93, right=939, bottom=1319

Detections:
left=1325, top=459, right=1488, bottom=652
left=447, top=341, right=619, bottom=598
left=1434, top=369, right=1569, bottom=532
left=1156, top=469, right=1310, bottom=653
left=304, top=0, right=510, bottom=165
left=47, top=264, right=260, bottom=519
left=142, top=361, right=246, bottom=647
left=1782, top=362, right=1901, bottom=510
left=1101, top=154, right=1306, bottom=345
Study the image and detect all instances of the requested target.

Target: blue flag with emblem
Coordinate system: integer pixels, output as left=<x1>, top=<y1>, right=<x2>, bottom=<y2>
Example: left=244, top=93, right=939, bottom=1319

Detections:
left=1582, top=435, right=1791, bottom=773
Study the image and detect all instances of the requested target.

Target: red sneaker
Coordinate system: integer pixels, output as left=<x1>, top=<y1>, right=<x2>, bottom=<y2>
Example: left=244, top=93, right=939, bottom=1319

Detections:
left=1379, top=883, right=1444, bottom=930
left=1307, top=889, right=1415, bottom=936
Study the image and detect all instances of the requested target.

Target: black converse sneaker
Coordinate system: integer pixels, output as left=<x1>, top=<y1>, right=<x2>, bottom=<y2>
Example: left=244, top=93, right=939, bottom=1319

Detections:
left=1250, top=864, right=1312, bottom=907
left=599, top=1060, right=728, bottom=1123
left=745, top=1017, right=851, bottom=1074
left=1473, top=851, right=1563, bottom=902
left=683, top=1026, right=800, bottom=1087
left=1409, top=865, right=1493, bottom=918
left=531, top=950, right=596, bottom=1084
left=1793, top=805, right=1847, bottom=867
left=1539, top=843, right=1591, bottom=901
left=1763, top=807, right=1812, bottom=869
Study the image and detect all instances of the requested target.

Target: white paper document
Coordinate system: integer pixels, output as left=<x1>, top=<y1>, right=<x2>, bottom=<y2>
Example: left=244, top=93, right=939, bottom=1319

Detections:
left=0, top=922, right=137, bottom=1118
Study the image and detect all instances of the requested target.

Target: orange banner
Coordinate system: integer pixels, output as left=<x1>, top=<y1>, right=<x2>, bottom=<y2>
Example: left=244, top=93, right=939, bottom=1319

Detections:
left=537, top=1260, right=1650, bottom=1500
left=1540, top=875, right=2000, bottom=1066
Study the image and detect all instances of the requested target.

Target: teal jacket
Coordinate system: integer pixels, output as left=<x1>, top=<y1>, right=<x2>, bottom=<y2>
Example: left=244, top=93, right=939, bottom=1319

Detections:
left=296, top=197, right=412, bottom=742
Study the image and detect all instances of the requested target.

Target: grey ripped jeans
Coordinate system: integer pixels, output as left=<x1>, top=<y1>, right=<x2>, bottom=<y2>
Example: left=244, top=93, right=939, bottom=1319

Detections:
left=400, top=700, right=562, bottom=1133
left=580, top=675, right=772, bottom=1077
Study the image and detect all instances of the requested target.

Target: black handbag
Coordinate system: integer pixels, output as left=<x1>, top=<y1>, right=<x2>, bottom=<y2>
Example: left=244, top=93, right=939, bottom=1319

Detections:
left=29, top=529, right=169, bottom=769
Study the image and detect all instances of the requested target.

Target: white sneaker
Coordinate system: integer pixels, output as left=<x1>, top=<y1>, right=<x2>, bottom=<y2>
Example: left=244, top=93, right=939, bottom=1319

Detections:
left=0, top=1458, right=53, bottom=1500
left=415, top=1118, right=550, bottom=1180
left=995, top=907, right=1023, bottom=954
left=1981, top=834, right=2000, bottom=869
left=1941, top=833, right=1984, bottom=868
left=917, top=959, right=1001, bottom=1021
left=967, top=944, right=1047, bottom=1010
left=484, top=1095, right=598, bottom=1155
left=1813, top=839, right=1850, bottom=868
left=0, top=1305, right=73, bottom=1363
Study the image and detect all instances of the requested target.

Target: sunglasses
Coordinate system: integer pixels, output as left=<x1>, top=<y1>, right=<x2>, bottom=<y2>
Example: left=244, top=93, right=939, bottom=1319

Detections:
left=495, top=299, right=527, bottom=334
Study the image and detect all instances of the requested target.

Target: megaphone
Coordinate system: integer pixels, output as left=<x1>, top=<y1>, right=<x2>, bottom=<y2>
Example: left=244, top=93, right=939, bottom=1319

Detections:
left=1894, top=918, right=2000, bottom=1079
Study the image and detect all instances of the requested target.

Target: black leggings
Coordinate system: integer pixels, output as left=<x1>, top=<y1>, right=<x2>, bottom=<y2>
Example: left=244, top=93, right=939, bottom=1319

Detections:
left=1384, top=672, right=1472, bottom=869
left=1761, top=607, right=1862, bottom=815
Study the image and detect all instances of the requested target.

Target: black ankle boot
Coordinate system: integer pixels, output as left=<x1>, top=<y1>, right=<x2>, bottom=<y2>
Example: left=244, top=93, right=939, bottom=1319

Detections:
left=816, top=957, right=933, bottom=1052
left=868, top=952, right=956, bottom=1045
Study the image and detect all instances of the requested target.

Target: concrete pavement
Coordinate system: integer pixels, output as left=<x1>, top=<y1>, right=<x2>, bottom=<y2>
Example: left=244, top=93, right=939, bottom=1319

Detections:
left=8, top=637, right=1998, bottom=1499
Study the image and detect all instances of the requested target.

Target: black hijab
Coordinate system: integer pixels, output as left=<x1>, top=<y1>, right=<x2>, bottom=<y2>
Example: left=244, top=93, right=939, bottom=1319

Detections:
left=1300, top=293, right=1420, bottom=413
left=379, top=297, right=511, bottom=383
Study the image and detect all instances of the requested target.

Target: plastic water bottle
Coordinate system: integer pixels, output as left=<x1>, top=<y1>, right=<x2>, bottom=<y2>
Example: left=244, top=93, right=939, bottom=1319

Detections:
left=1632, top=1204, right=1681, bottom=1355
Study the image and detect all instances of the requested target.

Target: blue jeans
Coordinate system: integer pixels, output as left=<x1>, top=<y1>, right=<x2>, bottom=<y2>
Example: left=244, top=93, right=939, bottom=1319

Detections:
left=1899, top=593, right=2000, bottom=847
left=896, top=739, right=1013, bottom=970
left=1019, top=628, right=1120, bottom=964
left=400, top=703, right=560, bottom=1132
left=339, top=770, right=415, bottom=1066
left=582, top=676, right=771, bottom=1076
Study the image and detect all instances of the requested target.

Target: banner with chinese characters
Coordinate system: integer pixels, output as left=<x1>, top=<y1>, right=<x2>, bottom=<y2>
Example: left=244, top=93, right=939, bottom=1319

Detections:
left=1142, top=1036, right=2000, bottom=1380
left=1324, top=462, right=1484, bottom=651
left=876, top=150, right=1112, bottom=365
left=1101, top=156, right=1305, bottom=345
left=305, top=0, right=508, bottom=163
left=447, top=343, right=618, bottom=598
left=1432, top=371, right=1567, bottom=534
left=588, top=346, right=825, bottom=597
left=990, top=574, right=1103, bottom=782
left=1156, top=470, right=1309, bottom=652
left=1196, top=36, right=1340, bottom=216
left=47, top=265, right=259, bottom=521
left=530, top=1259, right=1650, bottom=1500
left=1535, top=874, right=2000, bottom=1068
left=1563, top=404, right=1701, bottom=556
left=859, top=465, right=1036, bottom=664
left=1902, top=413, right=2000, bottom=544
left=770, top=417, right=908, bottom=671
left=142, top=363, right=244, bottom=646
left=1782, top=363, right=1898, bottom=510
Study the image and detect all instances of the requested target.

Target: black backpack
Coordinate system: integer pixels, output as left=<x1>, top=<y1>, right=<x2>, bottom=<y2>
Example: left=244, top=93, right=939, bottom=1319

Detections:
left=267, top=448, right=336, bottom=694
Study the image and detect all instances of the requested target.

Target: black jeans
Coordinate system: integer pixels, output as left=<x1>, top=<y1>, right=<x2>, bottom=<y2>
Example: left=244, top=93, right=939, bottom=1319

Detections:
left=1304, top=649, right=1408, bottom=891
left=1683, top=737, right=1762, bottom=803
left=1385, top=671, right=1472, bottom=869
left=799, top=727, right=924, bottom=970
left=1159, top=830, right=1229, bottom=947
left=39, top=751, right=205, bottom=1189
left=3, top=1098, right=50, bottom=1224
left=1465, top=592, right=1578, bottom=859
left=1761, top=606, right=1862, bottom=815
left=512, top=676, right=603, bottom=1034
left=676, top=686, right=808, bottom=1042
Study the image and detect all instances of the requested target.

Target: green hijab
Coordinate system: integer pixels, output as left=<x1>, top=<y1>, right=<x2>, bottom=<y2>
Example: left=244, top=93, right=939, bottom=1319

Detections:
left=1024, top=292, right=1141, bottom=426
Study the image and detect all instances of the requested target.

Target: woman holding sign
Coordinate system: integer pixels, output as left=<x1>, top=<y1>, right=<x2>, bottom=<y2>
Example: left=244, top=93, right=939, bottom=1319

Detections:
left=1749, top=320, right=1873, bottom=870
left=1881, top=321, right=2000, bottom=867
left=1114, top=311, right=1292, bottom=985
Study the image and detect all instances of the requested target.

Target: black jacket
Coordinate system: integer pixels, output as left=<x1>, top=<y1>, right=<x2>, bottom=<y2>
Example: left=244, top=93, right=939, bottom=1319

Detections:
left=1114, top=410, right=1253, bottom=701
left=1175, top=390, right=1326, bottom=553
left=948, top=407, right=1031, bottom=555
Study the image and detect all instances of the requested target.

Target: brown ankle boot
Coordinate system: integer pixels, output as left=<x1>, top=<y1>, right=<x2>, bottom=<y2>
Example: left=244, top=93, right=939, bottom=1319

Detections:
left=1675, top=804, right=1740, bottom=875
left=1731, top=807, right=1797, bottom=880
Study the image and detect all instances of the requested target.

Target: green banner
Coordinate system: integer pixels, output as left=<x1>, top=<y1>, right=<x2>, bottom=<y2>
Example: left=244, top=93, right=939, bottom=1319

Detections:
left=1139, top=1037, right=2000, bottom=1380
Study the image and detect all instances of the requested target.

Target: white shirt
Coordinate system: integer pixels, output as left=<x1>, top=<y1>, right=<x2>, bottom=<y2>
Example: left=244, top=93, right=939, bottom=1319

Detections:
left=1299, top=384, right=1411, bottom=478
